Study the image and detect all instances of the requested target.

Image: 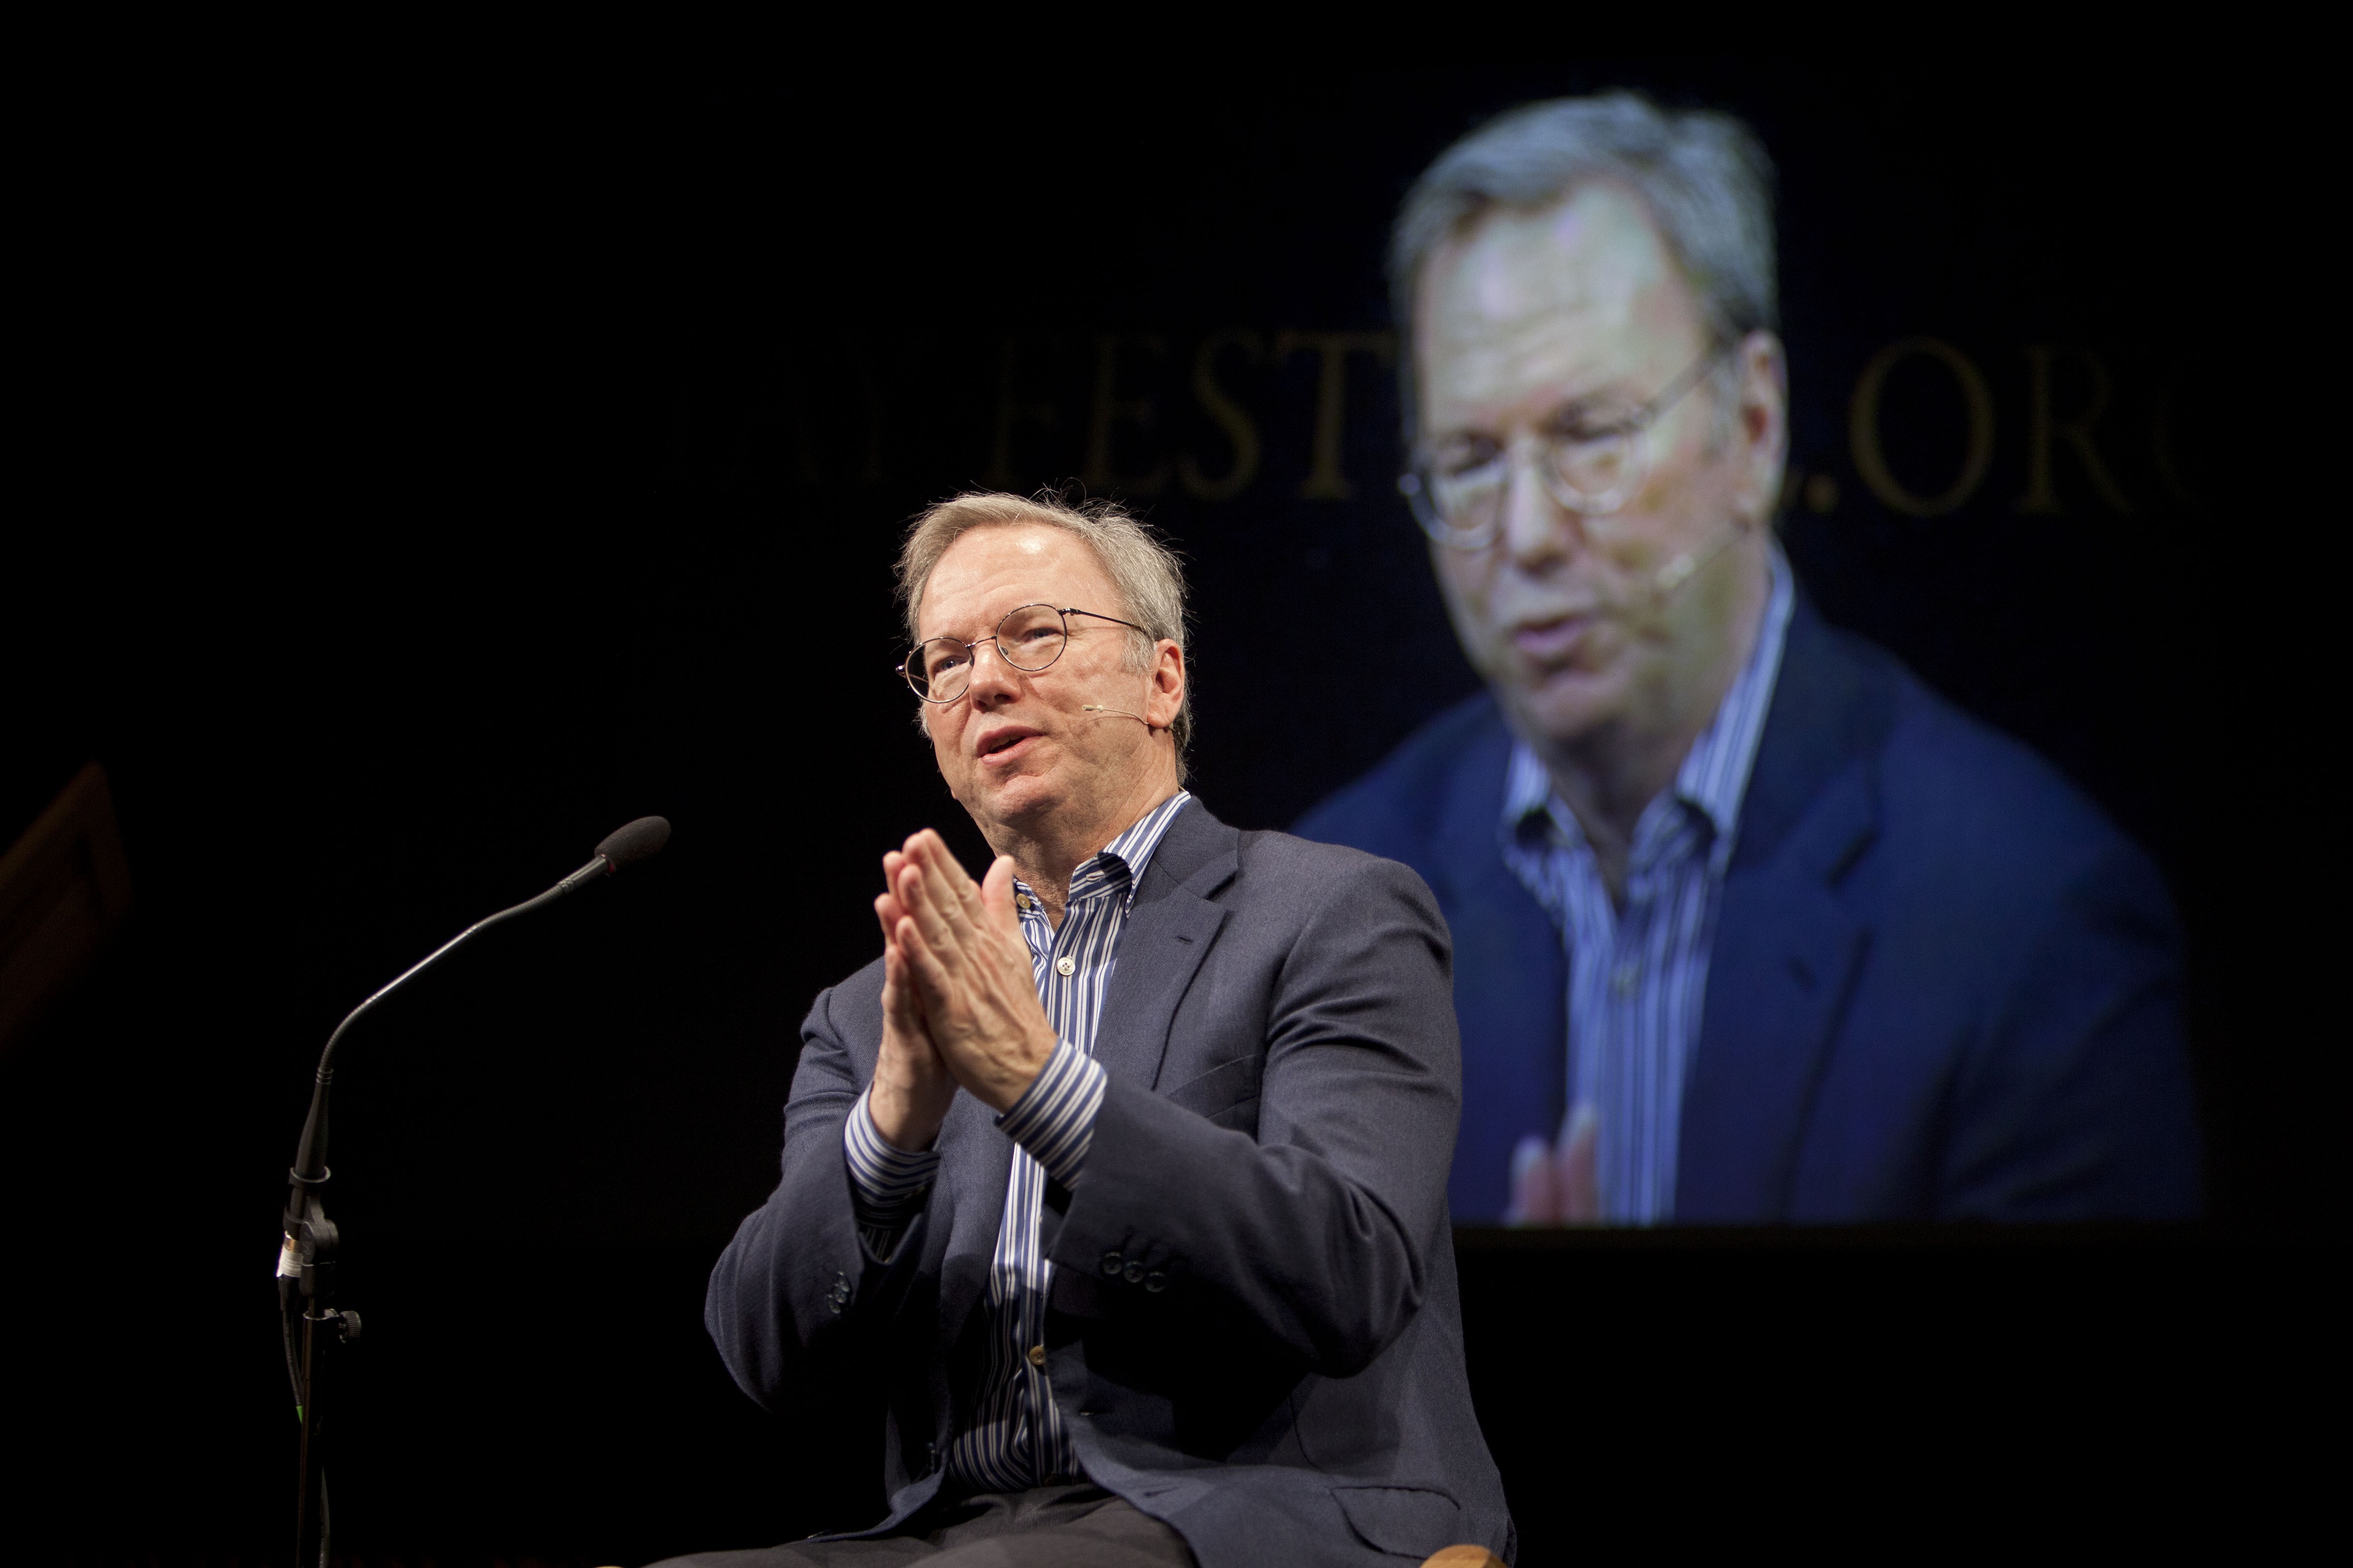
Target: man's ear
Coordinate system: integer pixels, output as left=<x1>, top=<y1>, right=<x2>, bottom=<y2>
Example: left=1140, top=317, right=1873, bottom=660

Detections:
left=1732, top=330, right=1790, bottom=524
left=1148, top=639, right=1185, bottom=728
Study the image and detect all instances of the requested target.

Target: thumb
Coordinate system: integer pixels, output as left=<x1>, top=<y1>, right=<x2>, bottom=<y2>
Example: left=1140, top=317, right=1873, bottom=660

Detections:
left=980, top=855, right=1020, bottom=924
left=1506, top=1134, right=1557, bottom=1226
left=1557, top=1105, right=1600, bottom=1224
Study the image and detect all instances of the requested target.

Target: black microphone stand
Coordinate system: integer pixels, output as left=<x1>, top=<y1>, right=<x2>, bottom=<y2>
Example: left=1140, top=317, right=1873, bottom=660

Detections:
left=278, top=838, right=648, bottom=1568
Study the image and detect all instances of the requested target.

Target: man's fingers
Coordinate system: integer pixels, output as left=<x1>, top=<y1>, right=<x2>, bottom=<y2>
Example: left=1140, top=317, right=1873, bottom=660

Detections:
left=943, top=841, right=988, bottom=920
left=897, top=858, right=961, bottom=957
left=881, top=941, right=931, bottom=1037
left=902, top=838, right=986, bottom=962
left=896, top=914, right=994, bottom=1088
left=909, top=831, right=982, bottom=934
left=895, top=912, right=958, bottom=1012
left=880, top=852, right=911, bottom=918
left=879, top=847, right=919, bottom=948
left=914, top=836, right=973, bottom=932
left=900, top=831, right=952, bottom=884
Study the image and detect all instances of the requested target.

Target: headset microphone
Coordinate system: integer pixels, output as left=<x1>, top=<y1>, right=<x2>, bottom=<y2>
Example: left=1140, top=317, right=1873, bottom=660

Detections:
left=1082, top=704, right=1156, bottom=728
left=1645, top=518, right=1750, bottom=603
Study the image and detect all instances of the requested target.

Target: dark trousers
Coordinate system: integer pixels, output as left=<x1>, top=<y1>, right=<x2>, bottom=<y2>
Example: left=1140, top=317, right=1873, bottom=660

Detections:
left=650, top=1482, right=1198, bottom=1567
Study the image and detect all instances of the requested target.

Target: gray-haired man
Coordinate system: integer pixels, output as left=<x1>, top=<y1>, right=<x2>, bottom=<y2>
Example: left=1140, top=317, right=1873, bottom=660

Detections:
left=672, top=493, right=1512, bottom=1566
left=1299, top=94, right=2200, bottom=1225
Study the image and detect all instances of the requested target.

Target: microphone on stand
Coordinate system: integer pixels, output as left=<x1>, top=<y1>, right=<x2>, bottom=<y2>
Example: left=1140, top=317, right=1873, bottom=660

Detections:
left=278, top=815, right=669, bottom=1568
left=280, top=816, right=670, bottom=1214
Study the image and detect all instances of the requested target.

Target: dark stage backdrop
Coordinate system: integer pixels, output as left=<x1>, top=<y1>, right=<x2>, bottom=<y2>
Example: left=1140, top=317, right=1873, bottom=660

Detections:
left=4, top=66, right=2321, bottom=1566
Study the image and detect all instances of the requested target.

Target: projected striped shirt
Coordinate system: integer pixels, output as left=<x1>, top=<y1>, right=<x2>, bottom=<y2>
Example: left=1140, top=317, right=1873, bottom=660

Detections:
left=842, top=789, right=1194, bottom=1492
left=1500, top=552, right=1792, bottom=1224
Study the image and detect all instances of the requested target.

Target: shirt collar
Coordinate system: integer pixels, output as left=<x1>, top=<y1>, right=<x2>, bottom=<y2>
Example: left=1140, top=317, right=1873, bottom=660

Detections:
left=1015, top=789, right=1194, bottom=917
left=1502, top=545, right=1795, bottom=862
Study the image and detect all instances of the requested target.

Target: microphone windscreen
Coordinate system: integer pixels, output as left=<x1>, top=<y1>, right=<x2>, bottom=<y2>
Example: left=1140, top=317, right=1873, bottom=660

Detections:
left=596, top=816, right=671, bottom=871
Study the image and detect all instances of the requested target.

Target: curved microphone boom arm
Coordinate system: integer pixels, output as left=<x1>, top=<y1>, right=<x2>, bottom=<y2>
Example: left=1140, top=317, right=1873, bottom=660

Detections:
left=285, top=817, right=667, bottom=1190
left=277, top=813, right=669, bottom=1568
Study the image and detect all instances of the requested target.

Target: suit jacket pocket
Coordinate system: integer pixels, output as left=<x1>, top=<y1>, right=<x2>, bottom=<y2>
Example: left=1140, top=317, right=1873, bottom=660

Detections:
left=1162, top=1053, right=1261, bottom=1123
left=1334, top=1485, right=1466, bottom=1560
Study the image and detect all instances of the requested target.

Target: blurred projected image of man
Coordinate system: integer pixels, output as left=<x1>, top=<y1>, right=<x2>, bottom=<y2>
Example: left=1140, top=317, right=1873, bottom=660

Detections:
left=1297, top=94, right=2200, bottom=1225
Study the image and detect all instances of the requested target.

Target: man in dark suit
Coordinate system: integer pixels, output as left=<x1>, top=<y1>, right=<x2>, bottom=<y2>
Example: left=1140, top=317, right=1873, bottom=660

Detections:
left=674, top=493, right=1511, bottom=1567
left=1296, top=94, right=2199, bottom=1224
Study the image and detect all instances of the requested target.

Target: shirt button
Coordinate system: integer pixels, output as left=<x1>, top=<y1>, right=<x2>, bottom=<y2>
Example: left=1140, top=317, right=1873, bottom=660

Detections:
left=1144, top=1272, right=1167, bottom=1294
left=1612, top=962, right=1639, bottom=995
left=1101, top=1251, right=1124, bottom=1275
left=1055, top=955, right=1076, bottom=976
left=1027, top=1344, right=1046, bottom=1367
left=1123, top=1261, right=1144, bottom=1284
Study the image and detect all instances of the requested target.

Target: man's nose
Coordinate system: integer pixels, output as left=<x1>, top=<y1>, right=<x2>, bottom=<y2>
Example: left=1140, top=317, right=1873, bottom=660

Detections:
left=1499, top=445, right=1577, bottom=568
left=963, top=639, right=1023, bottom=705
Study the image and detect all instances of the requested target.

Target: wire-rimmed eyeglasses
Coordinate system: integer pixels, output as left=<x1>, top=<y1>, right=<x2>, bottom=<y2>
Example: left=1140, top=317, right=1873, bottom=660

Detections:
left=899, top=604, right=1148, bottom=704
left=1398, top=340, right=1734, bottom=551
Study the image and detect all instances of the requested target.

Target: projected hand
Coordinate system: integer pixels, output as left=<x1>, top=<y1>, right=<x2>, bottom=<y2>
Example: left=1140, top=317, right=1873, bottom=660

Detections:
left=887, top=829, right=1058, bottom=1114
left=868, top=847, right=958, bottom=1152
left=1506, top=1105, right=1601, bottom=1226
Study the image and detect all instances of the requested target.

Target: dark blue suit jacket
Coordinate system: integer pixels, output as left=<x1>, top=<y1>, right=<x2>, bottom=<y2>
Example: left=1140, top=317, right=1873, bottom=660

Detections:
left=1296, top=594, right=2201, bottom=1223
left=707, top=804, right=1513, bottom=1567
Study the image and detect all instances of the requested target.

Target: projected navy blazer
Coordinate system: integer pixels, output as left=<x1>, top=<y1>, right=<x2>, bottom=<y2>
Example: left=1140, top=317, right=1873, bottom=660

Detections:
left=1296, top=592, right=2201, bottom=1223
left=705, top=804, right=1513, bottom=1568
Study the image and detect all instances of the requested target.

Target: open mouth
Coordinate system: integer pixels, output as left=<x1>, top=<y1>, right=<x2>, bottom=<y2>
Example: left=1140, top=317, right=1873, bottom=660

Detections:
left=978, top=729, right=1038, bottom=761
left=1511, top=613, right=1596, bottom=664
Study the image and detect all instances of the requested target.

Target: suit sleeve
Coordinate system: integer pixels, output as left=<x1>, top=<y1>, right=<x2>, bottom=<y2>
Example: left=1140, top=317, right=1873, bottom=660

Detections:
left=704, top=981, right=930, bottom=1412
left=1045, top=853, right=1461, bottom=1377
left=1939, top=835, right=2202, bottom=1219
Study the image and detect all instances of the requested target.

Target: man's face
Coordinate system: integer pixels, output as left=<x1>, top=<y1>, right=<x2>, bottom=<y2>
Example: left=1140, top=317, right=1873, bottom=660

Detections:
left=917, top=524, right=1177, bottom=837
left=1416, top=181, right=1780, bottom=753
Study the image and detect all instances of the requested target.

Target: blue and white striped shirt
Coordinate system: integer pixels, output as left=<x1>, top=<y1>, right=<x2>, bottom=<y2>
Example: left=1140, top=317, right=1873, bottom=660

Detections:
left=842, top=789, right=1194, bottom=1491
left=1499, top=552, right=1793, bottom=1224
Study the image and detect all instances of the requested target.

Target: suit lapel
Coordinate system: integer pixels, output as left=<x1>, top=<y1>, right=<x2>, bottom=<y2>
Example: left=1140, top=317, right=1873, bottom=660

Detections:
left=1677, top=595, right=1890, bottom=1221
left=1429, top=709, right=1570, bottom=1219
left=1677, top=769, right=1873, bottom=1219
left=935, top=802, right=1235, bottom=1346
left=1094, top=802, right=1237, bottom=1092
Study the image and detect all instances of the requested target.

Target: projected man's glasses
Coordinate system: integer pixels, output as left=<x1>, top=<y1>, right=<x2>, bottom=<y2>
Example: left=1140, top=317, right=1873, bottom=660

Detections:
left=900, top=604, right=1149, bottom=704
left=1400, top=340, right=1733, bottom=550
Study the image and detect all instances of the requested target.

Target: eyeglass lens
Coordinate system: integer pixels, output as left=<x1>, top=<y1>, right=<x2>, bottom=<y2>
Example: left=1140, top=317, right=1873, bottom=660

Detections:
left=1430, top=431, right=1642, bottom=532
left=906, top=604, right=1068, bottom=701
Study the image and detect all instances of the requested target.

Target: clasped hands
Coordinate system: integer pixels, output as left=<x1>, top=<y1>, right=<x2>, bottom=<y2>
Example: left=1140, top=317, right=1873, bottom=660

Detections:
left=867, top=829, right=1059, bottom=1152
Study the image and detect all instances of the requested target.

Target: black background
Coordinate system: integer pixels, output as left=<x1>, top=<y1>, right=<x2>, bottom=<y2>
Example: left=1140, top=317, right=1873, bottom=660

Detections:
left=5, top=65, right=2333, bottom=1566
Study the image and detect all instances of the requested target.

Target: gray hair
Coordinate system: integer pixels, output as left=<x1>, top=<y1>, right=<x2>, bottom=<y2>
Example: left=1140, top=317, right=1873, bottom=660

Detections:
left=1390, top=91, right=1778, bottom=444
left=896, top=490, right=1193, bottom=777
